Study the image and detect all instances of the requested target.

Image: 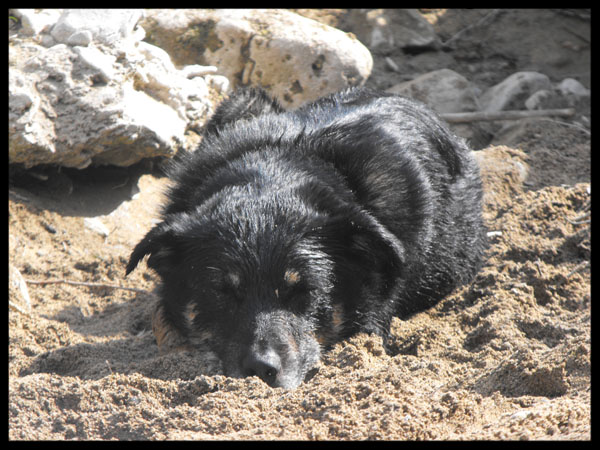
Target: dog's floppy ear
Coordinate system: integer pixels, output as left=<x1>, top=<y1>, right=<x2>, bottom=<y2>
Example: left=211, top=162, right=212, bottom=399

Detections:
left=125, top=221, right=177, bottom=276
left=312, top=208, right=405, bottom=277
left=204, top=87, right=284, bottom=135
left=349, top=211, right=405, bottom=273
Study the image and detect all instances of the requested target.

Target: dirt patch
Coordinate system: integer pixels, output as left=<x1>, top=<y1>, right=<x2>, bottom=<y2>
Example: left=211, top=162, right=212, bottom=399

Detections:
left=9, top=9, right=589, bottom=440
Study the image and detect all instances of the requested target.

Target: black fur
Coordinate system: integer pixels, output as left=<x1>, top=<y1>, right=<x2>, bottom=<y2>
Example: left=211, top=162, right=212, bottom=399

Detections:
left=126, top=87, right=487, bottom=389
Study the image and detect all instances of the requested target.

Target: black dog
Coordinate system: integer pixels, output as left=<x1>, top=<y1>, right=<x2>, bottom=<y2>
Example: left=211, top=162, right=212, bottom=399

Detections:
left=126, top=87, right=487, bottom=389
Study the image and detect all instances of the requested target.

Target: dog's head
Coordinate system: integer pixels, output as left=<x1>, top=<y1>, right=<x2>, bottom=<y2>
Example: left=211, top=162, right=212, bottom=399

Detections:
left=126, top=195, right=403, bottom=389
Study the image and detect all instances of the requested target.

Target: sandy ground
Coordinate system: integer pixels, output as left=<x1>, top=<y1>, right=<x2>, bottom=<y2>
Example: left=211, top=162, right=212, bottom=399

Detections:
left=9, top=9, right=590, bottom=440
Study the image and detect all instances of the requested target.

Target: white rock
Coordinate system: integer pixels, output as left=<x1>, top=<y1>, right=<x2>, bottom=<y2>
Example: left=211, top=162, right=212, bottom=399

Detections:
left=181, top=65, right=218, bottom=79
left=9, top=70, right=35, bottom=114
left=524, top=89, right=554, bottom=110
left=73, top=45, right=117, bottom=82
left=84, top=217, right=110, bottom=237
left=9, top=35, right=216, bottom=168
left=9, top=264, right=32, bottom=314
left=143, top=9, right=372, bottom=108
left=479, top=71, right=552, bottom=112
left=51, top=9, right=144, bottom=46
left=557, top=78, right=590, bottom=98
left=120, top=84, right=187, bottom=148
left=204, top=74, right=230, bottom=94
left=137, top=40, right=176, bottom=73
left=10, top=8, right=225, bottom=169
left=67, top=29, right=93, bottom=47
left=387, top=69, right=479, bottom=113
left=11, top=8, right=62, bottom=36
left=9, top=92, right=33, bottom=113
left=40, top=34, right=56, bottom=48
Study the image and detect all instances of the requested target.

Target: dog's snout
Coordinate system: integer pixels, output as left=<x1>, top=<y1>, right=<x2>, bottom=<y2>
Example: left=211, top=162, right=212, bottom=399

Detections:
left=242, top=347, right=282, bottom=386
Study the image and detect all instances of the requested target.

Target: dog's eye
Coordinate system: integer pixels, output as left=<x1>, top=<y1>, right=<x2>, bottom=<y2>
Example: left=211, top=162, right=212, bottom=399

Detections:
left=280, top=271, right=309, bottom=304
left=210, top=269, right=243, bottom=302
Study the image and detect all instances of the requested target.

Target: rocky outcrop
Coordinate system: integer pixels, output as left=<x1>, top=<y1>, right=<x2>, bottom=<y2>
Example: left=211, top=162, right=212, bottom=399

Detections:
left=142, top=9, right=373, bottom=108
left=9, top=9, right=227, bottom=169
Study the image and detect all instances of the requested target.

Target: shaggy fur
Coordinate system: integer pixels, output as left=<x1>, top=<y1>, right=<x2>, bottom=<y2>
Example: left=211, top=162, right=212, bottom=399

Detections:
left=126, top=87, right=487, bottom=389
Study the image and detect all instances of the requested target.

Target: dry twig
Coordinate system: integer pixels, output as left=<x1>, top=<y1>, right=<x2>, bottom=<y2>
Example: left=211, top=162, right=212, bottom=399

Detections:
left=440, top=108, right=575, bottom=124
left=442, top=9, right=502, bottom=47
left=567, top=211, right=590, bottom=225
left=556, top=261, right=590, bottom=288
left=24, top=278, right=149, bottom=294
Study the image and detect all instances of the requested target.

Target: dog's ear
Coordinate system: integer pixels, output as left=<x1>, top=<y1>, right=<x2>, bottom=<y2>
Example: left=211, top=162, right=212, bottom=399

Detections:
left=204, top=87, right=284, bottom=135
left=311, top=208, right=405, bottom=278
left=125, top=220, right=178, bottom=276
left=349, top=212, right=405, bottom=273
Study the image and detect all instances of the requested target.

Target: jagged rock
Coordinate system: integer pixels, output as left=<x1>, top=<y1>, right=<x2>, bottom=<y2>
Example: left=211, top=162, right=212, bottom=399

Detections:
left=50, top=9, right=145, bottom=46
left=9, top=10, right=225, bottom=169
left=10, top=9, right=63, bottom=36
left=142, top=9, right=372, bottom=108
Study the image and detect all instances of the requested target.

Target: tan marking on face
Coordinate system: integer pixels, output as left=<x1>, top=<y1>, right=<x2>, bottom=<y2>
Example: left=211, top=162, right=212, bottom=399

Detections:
left=284, top=269, right=301, bottom=286
left=315, top=331, right=327, bottom=346
left=184, top=302, right=197, bottom=323
left=152, top=303, right=169, bottom=351
left=152, top=303, right=191, bottom=354
left=288, top=331, right=299, bottom=352
left=331, top=303, right=345, bottom=335
left=316, top=303, right=345, bottom=347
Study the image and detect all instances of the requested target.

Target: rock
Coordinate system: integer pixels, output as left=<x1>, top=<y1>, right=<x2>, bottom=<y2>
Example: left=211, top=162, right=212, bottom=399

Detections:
left=10, top=9, right=63, bottom=36
left=142, top=9, right=372, bottom=108
left=50, top=9, right=145, bottom=46
left=386, top=69, right=479, bottom=113
left=524, top=89, right=556, bottom=110
left=479, top=71, right=552, bottom=112
left=67, top=29, right=93, bottom=47
left=73, top=45, right=116, bottom=82
left=557, top=78, right=590, bottom=98
left=524, top=77, right=590, bottom=111
left=346, top=9, right=440, bottom=54
left=83, top=217, right=110, bottom=237
left=557, top=78, right=590, bottom=109
left=387, top=69, right=491, bottom=149
left=10, top=9, right=55, bottom=36
left=9, top=264, right=32, bottom=314
left=9, top=13, right=221, bottom=169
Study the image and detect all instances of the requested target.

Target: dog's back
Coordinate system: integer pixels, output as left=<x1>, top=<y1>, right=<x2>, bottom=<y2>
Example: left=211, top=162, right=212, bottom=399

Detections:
left=280, top=89, right=487, bottom=317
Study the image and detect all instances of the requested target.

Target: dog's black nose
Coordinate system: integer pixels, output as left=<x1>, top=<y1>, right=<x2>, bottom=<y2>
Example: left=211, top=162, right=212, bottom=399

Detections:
left=242, top=349, right=281, bottom=386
